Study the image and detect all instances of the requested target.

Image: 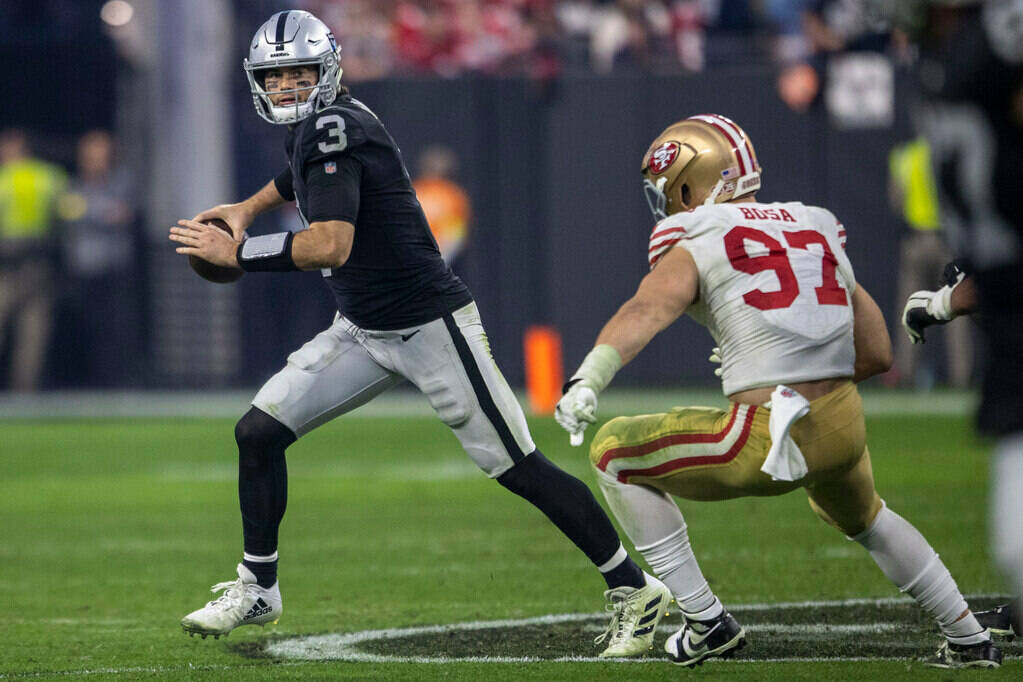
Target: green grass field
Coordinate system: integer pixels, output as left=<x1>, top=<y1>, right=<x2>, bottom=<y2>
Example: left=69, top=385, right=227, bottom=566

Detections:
left=2, top=392, right=1019, bottom=680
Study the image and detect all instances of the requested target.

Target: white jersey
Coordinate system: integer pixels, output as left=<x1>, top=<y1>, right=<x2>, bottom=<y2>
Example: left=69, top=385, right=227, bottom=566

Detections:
left=648, top=201, right=856, bottom=395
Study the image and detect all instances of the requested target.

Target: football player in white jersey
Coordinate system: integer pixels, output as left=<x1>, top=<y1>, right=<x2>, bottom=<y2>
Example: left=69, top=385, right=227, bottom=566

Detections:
left=556, top=114, right=1001, bottom=668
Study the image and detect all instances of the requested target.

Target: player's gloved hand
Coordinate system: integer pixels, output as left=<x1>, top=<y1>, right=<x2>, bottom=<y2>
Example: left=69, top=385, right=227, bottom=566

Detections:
left=902, top=288, right=954, bottom=344
left=902, top=260, right=968, bottom=344
left=556, top=344, right=622, bottom=447
left=709, top=347, right=723, bottom=377
left=941, top=260, right=968, bottom=289
left=555, top=379, right=598, bottom=447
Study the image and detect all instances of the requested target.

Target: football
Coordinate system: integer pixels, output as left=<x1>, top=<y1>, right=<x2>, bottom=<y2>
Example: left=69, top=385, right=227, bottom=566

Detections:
left=188, top=218, right=244, bottom=284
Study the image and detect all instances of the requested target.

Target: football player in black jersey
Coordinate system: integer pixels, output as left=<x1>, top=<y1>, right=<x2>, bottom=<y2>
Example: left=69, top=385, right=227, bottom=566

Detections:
left=891, top=0, right=1023, bottom=665
left=169, top=10, right=671, bottom=655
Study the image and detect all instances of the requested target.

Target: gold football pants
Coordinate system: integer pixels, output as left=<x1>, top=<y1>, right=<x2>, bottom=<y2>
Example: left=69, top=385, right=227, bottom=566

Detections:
left=590, top=381, right=883, bottom=536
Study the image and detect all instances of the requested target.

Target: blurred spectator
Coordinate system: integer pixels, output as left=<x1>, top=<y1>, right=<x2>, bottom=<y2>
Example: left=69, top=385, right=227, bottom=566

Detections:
left=0, top=129, right=66, bottom=392
left=306, top=0, right=395, bottom=81
left=390, top=0, right=539, bottom=77
left=412, top=145, right=471, bottom=264
left=802, top=0, right=889, bottom=55
left=296, top=0, right=796, bottom=77
left=58, top=130, right=141, bottom=387
left=669, top=1, right=709, bottom=72
left=765, top=0, right=812, bottom=63
left=589, top=0, right=671, bottom=73
left=777, top=60, right=820, bottom=112
left=788, top=0, right=895, bottom=125
left=887, top=137, right=972, bottom=389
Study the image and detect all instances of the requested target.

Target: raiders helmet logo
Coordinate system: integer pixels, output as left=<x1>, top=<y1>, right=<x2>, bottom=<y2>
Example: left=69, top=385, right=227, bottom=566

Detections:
left=649, top=141, right=680, bottom=174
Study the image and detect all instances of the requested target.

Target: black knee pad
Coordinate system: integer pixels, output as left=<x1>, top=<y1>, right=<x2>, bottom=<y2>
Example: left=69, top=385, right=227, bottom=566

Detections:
left=235, top=407, right=296, bottom=456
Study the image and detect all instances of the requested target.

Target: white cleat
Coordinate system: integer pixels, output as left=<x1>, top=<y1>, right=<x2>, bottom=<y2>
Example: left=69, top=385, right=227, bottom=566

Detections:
left=595, top=573, right=672, bottom=657
left=181, top=563, right=282, bottom=638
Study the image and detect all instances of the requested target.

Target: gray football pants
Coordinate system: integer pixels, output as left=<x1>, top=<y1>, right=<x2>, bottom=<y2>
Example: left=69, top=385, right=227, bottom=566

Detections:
left=252, top=301, right=535, bottom=477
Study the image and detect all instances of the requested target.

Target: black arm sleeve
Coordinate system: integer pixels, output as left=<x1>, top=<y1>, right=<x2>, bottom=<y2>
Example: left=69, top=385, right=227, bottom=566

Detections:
left=274, top=166, right=295, bottom=202
left=303, top=155, right=362, bottom=224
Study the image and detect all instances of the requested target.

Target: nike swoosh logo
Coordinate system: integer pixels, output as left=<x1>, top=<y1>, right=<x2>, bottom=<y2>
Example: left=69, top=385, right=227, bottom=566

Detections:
left=307, top=38, right=323, bottom=44
left=685, top=621, right=722, bottom=651
left=400, top=330, right=421, bottom=342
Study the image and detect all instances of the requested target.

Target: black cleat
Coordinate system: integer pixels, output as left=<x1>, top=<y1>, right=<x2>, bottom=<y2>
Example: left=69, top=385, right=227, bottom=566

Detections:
left=925, top=639, right=1002, bottom=669
left=974, top=599, right=1019, bottom=640
left=664, top=610, right=746, bottom=666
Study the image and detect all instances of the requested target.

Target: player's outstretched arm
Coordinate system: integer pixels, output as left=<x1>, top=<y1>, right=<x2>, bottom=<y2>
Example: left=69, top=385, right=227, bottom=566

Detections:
left=192, top=179, right=290, bottom=239
left=901, top=262, right=976, bottom=344
left=851, top=284, right=893, bottom=382
left=594, top=247, right=699, bottom=363
left=556, top=247, right=698, bottom=445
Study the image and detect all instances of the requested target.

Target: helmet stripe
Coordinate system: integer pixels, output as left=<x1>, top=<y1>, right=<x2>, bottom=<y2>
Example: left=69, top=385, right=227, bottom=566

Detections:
left=275, top=10, right=291, bottom=44
left=689, top=114, right=754, bottom=177
left=689, top=115, right=746, bottom=175
left=707, top=114, right=758, bottom=174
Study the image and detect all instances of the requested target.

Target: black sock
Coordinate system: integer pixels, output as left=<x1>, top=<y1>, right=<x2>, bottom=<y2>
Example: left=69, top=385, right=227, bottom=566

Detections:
left=602, top=556, right=646, bottom=590
left=497, top=450, right=642, bottom=587
left=243, top=559, right=279, bottom=589
left=236, top=407, right=295, bottom=582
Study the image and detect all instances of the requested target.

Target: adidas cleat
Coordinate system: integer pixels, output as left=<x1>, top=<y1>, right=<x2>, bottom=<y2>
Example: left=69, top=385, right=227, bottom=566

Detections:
left=974, top=599, right=1019, bottom=640
left=595, top=573, right=672, bottom=657
left=181, top=563, right=282, bottom=638
left=925, top=638, right=1001, bottom=669
left=664, top=609, right=746, bottom=666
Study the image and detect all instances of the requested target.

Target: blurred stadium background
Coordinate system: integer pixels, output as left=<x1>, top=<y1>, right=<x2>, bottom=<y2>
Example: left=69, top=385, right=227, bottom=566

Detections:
left=6, top=2, right=1019, bottom=679
left=1, top=0, right=940, bottom=400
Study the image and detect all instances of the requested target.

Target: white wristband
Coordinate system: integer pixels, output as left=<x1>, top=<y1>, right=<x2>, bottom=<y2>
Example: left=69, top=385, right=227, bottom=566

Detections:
left=571, top=344, right=622, bottom=394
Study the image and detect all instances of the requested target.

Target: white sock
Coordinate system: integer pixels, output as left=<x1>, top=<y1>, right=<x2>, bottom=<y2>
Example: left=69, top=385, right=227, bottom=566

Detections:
left=596, top=470, right=721, bottom=618
left=853, top=505, right=986, bottom=643
left=596, top=544, right=629, bottom=573
left=991, top=433, right=1023, bottom=597
left=243, top=551, right=278, bottom=562
left=636, top=528, right=722, bottom=619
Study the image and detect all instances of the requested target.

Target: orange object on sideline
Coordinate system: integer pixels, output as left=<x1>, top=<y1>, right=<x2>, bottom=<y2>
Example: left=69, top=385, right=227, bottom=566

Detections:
left=524, top=326, right=564, bottom=415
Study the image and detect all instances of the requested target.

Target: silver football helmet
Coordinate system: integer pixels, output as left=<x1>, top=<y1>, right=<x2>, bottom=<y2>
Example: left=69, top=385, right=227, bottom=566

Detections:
left=243, top=10, right=343, bottom=125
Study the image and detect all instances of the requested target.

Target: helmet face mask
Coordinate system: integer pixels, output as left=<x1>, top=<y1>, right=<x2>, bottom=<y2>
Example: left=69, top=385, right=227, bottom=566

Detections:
left=640, top=114, right=761, bottom=221
left=244, top=10, right=343, bottom=125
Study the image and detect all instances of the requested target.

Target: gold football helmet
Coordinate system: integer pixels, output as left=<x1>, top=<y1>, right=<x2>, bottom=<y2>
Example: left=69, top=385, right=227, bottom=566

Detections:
left=641, top=114, right=761, bottom=220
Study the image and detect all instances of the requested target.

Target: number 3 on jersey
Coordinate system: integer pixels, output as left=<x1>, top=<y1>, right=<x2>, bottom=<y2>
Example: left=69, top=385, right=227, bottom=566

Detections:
left=316, top=114, right=347, bottom=153
left=724, top=225, right=847, bottom=311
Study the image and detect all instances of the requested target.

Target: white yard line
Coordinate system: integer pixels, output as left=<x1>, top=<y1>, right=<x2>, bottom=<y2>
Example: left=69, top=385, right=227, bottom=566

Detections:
left=6, top=594, right=1009, bottom=675
left=265, top=594, right=1003, bottom=663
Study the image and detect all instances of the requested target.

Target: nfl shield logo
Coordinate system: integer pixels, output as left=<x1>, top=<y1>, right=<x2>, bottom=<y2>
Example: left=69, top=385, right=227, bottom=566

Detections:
left=324, top=161, right=337, bottom=174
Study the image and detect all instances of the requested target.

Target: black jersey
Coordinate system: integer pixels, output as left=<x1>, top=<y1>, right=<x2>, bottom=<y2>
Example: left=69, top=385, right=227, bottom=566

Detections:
left=916, top=5, right=1023, bottom=271
left=916, top=4, right=1023, bottom=436
left=279, top=96, right=471, bottom=330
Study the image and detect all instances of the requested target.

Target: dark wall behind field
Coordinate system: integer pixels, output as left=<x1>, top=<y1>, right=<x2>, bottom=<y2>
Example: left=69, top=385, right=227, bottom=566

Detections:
left=234, top=70, right=907, bottom=389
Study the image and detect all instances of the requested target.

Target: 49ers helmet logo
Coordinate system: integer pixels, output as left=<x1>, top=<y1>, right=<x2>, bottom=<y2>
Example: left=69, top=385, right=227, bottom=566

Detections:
left=649, top=141, right=680, bottom=174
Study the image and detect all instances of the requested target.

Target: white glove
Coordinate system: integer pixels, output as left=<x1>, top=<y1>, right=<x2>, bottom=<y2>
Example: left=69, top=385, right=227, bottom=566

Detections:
left=902, top=286, right=954, bottom=344
left=709, top=347, right=723, bottom=377
left=555, top=381, right=598, bottom=447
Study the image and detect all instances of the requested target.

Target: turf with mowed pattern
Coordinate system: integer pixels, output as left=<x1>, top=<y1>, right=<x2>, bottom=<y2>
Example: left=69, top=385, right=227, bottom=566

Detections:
left=3, top=408, right=1019, bottom=680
